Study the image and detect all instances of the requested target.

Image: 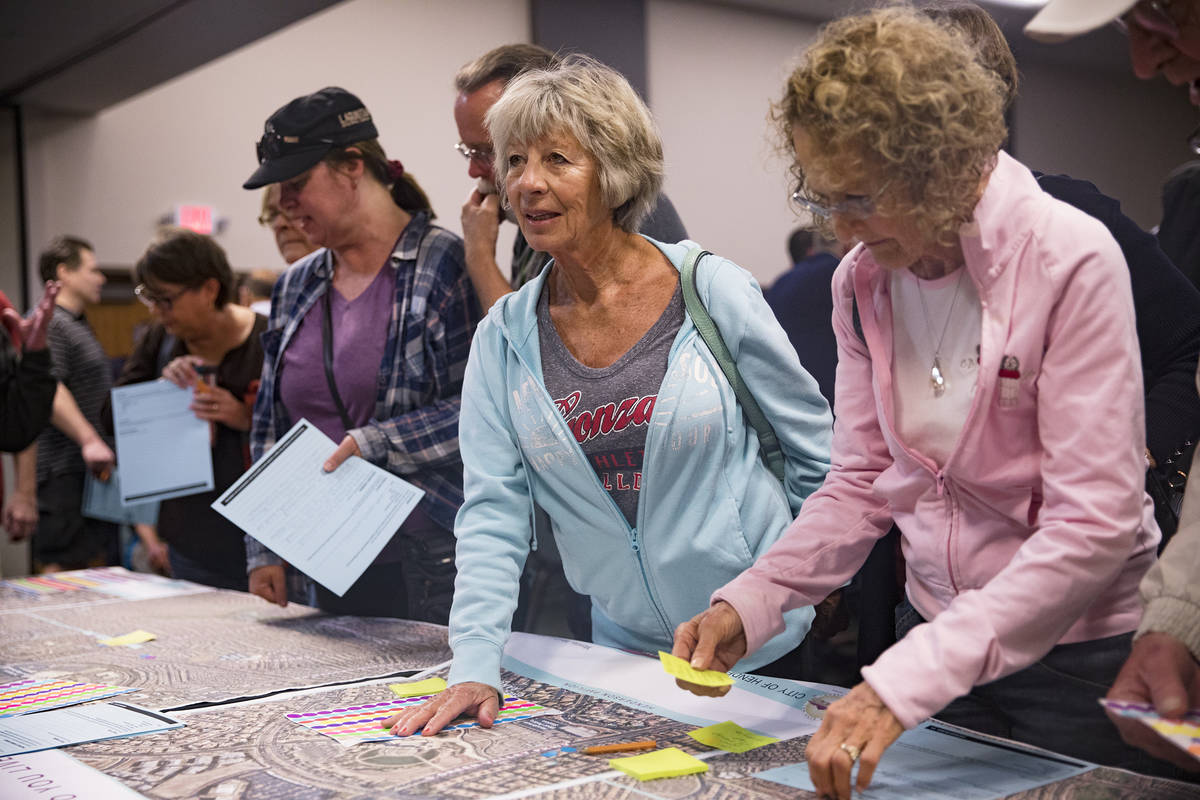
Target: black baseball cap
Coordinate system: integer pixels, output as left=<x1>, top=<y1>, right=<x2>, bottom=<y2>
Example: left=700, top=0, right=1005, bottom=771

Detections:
left=242, top=87, right=378, bottom=190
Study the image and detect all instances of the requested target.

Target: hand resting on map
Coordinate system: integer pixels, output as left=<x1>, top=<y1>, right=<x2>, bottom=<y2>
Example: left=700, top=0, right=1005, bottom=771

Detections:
left=383, top=681, right=500, bottom=736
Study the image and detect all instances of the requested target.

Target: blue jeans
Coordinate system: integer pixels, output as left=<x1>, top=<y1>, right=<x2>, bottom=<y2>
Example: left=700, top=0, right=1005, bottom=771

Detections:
left=894, top=598, right=1189, bottom=778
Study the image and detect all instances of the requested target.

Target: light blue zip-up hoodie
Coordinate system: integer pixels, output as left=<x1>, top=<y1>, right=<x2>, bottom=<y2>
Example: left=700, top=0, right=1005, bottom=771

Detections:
left=447, top=238, right=833, bottom=690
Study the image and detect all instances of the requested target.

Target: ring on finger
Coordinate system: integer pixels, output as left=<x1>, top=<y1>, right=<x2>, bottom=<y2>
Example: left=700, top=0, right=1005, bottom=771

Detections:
left=839, top=742, right=861, bottom=762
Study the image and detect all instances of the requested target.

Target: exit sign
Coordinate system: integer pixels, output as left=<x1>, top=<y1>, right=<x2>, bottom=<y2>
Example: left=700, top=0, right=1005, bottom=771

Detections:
left=175, top=205, right=214, bottom=234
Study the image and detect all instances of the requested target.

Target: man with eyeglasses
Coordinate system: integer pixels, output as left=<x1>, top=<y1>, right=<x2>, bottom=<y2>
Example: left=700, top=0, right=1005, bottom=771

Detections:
left=6, top=236, right=117, bottom=573
left=452, top=44, right=688, bottom=311
left=1027, top=0, right=1200, bottom=773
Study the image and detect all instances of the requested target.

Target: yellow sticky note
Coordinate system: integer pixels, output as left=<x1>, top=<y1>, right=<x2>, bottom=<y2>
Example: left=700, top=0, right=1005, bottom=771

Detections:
left=658, top=651, right=734, bottom=687
left=688, top=720, right=779, bottom=753
left=99, top=630, right=156, bottom=647
left=388, top=677, right=447, bottom=698
left=609, top=747, right=708, bottom=781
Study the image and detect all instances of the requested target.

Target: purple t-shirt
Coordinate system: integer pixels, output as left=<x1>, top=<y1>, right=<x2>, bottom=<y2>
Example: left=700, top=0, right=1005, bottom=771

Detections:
left=279, top=264, right=393, bottom=443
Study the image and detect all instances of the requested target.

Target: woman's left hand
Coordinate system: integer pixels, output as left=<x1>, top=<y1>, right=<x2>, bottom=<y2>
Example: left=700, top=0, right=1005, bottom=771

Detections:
left=806, top=682, right=904, bottom=799
left=190, top=384, right=251, bottom=431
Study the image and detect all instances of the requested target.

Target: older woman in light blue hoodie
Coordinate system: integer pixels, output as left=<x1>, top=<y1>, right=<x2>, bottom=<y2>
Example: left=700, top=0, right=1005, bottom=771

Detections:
left=385, top=55, right=832, bottom=737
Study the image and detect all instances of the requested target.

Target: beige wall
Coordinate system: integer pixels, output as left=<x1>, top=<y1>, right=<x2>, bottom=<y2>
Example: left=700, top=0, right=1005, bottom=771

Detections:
left=23, top=0, right=526, bottom=280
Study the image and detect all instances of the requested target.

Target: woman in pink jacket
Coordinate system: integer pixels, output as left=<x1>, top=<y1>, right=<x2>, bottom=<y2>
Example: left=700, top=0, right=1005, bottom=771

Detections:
left=673, top=8, right=1165, bottom=797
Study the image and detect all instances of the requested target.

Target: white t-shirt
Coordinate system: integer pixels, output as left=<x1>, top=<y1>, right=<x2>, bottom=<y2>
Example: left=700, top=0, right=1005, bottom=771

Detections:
left=890, top=267, right=982, bottom=466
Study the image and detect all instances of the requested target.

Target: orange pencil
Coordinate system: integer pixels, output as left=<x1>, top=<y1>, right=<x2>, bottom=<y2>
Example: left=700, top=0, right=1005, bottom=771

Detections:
left=581, top=740, right=657, bottom=755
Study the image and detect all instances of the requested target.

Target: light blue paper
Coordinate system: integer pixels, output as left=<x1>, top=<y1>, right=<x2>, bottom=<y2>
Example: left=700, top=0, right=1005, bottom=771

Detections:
left=0, top=702, right=182, bottom=757
left=754, top=722, right=1093, bottom=800
left=111, top=380, right=213, bottom=504
left=211, top=419, right=424, bottom=597
left=83, top=468, right=159, bottom=525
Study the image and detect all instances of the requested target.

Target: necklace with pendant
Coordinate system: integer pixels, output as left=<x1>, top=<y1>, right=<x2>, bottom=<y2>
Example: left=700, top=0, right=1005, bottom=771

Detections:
left=915, top=268, right=966, bottom=398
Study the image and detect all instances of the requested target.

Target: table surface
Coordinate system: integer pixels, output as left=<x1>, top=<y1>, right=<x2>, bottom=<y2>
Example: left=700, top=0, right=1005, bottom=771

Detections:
left=3, top=571, right=1198, bottom=799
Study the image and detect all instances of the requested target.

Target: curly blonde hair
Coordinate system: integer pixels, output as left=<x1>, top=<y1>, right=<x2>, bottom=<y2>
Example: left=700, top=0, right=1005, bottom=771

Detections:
left=776, top=6, right=1007, bottom=246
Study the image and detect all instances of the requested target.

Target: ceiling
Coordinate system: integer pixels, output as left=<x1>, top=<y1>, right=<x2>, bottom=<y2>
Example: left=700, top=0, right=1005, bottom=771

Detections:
left=0, top=0, right=340, bottom=114
left=0, top=0, right=1129, bottom=116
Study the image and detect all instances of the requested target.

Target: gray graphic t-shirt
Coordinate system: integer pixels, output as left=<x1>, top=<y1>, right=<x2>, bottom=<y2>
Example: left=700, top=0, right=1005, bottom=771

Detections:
left=539, top=282, right=684, bottom=527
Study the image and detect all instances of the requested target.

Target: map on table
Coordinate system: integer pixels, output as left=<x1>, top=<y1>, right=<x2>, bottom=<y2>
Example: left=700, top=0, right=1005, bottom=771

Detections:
left=1, top=589, right=451, bottom=709
left=286, top=693, right=561, bottom=744
left=0, top=678, right=136, bottom=717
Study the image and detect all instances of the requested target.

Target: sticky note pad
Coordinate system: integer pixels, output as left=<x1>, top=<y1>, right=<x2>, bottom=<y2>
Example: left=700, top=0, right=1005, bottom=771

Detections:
left=609, top=747, right=708, bottom=781
left=658, top=651, right=734, bottom=687
left=388, top=677, right=447, bottom=698
left=98, top=630, right=156, bottom=647
left=689, top=720, right=779, bottom=753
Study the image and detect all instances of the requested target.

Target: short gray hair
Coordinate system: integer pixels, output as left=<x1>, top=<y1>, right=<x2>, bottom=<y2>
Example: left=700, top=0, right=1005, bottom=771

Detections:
left=486, top=54, right=664, bottom=234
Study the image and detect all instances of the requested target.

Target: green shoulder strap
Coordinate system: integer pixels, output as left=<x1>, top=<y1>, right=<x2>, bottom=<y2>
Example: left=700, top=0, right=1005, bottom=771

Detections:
left=680, top=246, right=786, bottom=484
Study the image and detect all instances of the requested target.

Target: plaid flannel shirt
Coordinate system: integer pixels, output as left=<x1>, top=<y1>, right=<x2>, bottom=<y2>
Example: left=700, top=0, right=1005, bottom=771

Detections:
left=246, top=212, right=480, bottom=572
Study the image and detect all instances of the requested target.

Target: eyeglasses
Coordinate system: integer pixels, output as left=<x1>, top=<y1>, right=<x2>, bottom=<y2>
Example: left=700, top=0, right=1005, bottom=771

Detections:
left=454, top=141, right=494, bottom=163
left=255, top=131, right=335, bottom=164
left=134, top=284, right=190, bottom=311
left=790, top=185, right=884, bottom=221
left=258, top=208, right=282, bottom=226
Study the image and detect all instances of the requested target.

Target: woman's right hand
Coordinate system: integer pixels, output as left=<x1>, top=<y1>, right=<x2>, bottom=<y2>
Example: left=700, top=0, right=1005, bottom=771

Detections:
left=161, top=355, right=204, bottom=389
left=671, top=601, right=749, bottom=697
left=249, top=564, right=288, bottom=607
left=382, top=682, right=500, bottom=737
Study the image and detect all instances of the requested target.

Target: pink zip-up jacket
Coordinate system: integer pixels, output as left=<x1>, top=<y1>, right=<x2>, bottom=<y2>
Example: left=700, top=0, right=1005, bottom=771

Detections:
left=714, top=151, right=1159, bottom=729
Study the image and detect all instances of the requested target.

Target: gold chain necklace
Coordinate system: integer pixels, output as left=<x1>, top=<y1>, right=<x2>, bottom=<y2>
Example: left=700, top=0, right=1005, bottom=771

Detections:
left=915, top=268, right=966, bottom=398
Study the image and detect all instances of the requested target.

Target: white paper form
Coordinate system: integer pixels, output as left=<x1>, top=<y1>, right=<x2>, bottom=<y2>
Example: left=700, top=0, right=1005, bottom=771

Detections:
left=110, top=380, right=213, bottom=504
left=211, top=419, right=424, bottom=596
left=83, top=468, right=159, bottom=525
left=502, top=633, right=839, bottom=740
left=0, top=750, right=149, bottom=799
left=753, top=721, right=1093, bottom=799
left=0, top=702, right=183, bottom=757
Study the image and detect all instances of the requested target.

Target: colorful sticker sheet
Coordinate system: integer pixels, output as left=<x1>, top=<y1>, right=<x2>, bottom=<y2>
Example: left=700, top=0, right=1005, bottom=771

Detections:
left=1101, top=699, right=1200, bottom=762
left=2, top=567, right=201, bottom=600
left=0, top=679, right=137, bottom=717
left=287, top=694, right=560, bottom=745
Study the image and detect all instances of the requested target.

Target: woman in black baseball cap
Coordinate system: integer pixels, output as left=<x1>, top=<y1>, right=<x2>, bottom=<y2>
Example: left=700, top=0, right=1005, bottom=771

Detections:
left=242, top=87, right=481, bottom=621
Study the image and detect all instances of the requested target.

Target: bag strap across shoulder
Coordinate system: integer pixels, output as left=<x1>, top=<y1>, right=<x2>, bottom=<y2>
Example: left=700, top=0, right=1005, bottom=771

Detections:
left=680, top=246, right=785, bottom=484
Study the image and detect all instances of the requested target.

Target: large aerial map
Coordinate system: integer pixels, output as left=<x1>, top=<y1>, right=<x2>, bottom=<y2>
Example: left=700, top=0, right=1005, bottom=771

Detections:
left=2, top=570, right=1197, bottom=799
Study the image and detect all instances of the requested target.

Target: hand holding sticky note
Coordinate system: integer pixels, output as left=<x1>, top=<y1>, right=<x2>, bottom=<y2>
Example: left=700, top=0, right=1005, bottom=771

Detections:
left=658, top=651, right=733, bottom=687
left=388, top=677, right=447, bottom=699
left=609, top=747, right=708, bottom=781
left=689, top=720, right=778, bottom=753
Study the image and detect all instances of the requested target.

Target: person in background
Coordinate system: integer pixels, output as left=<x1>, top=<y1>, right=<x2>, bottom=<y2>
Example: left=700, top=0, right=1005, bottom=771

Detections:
left=453, top=43, right=687, bottom=311
left=112, top=229, right=265, bottom=590
left=242, top=87, right=478, bottom=620
left=7, top=237, right=116, bottom=573
left=236, top=269, right=278, bottom=316
left=1026, top=0, right=1200, bottom=772
left=673, top=10, right=1164, bottom=796
left=764, top=228, right=842, bottom=410
left=0, top=282, right=59, bottom=454
left=259, top=184, right=318, bottom=265
left=386, top=55, right=831, bottom=739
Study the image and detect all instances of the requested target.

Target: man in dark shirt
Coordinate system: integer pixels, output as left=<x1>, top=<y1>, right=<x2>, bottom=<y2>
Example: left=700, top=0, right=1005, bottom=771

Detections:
left=9, top=236, right=116, bottom=572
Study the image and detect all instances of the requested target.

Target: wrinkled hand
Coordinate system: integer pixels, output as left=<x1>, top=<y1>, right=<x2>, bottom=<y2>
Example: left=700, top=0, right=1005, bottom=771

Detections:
left=323, top=435, right=361, bottom=472
left=190, top=384, right=251, bottom=431
left=806, top=682, right=904, bottom=799
left=461, top=189, right=502, bottom=260
left=1, top=281, right=60, bottom=352
left=161, top=355, right=204, bottom=389
left=249, top=564, right=288, bottom=608
left=1106, top=633, right=1200, bottom=771
left=3, top=492, right=38, bottom=541
left=671, top=601, right=748, bottom=697
left=383, top=681, right=500, bottom=737
left=81, top=437, right=115, bottom=480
